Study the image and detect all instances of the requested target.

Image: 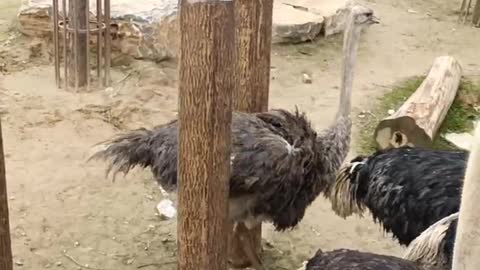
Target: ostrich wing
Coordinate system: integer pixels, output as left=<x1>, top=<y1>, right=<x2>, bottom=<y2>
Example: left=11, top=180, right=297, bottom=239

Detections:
left=229, top=109, right=319, bottom=230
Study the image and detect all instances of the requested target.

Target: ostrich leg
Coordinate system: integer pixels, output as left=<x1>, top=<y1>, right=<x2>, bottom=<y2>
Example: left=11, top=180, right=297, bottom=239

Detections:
left=234, top=222, right=265, bottom=270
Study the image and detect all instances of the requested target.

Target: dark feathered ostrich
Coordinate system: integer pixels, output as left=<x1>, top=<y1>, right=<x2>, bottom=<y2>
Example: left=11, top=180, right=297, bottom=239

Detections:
left=89, top=5, right=378, bottom=269
left=304, top=125, right=480, bottom=270
left=302, top=212, right=459, bottom=270
left=329, top=146, right=467, bottom=246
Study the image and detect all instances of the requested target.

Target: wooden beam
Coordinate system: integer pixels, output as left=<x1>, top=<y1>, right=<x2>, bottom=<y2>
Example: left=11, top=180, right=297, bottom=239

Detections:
left=229, top=0, right=273, bottom=267
left=451, top=124, right=480, bottom=270
left=68, top=0, right=89, bottom=88
left=177, top=0, right=234, bottom=270
left=374, top=56, right=462, bottom=149
left=0, top=119, right=13, bottom=270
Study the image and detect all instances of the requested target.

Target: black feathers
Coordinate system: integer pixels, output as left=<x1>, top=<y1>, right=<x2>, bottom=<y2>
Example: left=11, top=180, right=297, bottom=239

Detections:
left=306, top=249, right=421, bottom=270
left=336, top=146, right=467, bottom=246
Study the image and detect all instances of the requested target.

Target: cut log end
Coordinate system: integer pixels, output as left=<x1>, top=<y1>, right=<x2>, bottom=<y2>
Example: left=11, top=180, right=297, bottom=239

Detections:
left=375, top=116, right=432, bottom=149
left=374, top=56, right=462, bottom=150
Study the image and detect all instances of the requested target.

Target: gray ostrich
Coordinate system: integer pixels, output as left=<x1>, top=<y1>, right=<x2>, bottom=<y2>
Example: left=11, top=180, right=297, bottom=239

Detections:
left=89, top=5, right=378, bottom=269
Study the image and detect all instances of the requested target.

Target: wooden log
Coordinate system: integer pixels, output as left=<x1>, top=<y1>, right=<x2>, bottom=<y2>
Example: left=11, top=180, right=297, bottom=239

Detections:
left=374, top=56, right=462, bottom=149
left=451, top=124, right=480, bottom=270
left=177, top=0, right=234, bottom=270
left=228, top=0, right=273, bottom=267
left=0, top=119, right=13, bottom=270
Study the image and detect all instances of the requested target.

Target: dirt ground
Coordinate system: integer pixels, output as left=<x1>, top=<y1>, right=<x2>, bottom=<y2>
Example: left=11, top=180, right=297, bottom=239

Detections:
left=0, top=0, right=479, bottom=269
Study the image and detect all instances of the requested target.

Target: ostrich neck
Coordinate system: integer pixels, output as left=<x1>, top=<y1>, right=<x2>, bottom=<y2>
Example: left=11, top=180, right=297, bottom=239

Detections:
left=315, top=16, right=360, bottom=181
left=336, top=18, right=362, bottom=119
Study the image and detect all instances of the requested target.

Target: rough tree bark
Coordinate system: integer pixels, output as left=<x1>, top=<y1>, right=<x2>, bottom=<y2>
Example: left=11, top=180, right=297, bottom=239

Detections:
left=374, top=56, right=462, bottom=149
left=177, top=0, right=234, bottom=270
left=68, top=0, right=88, bottom=88
left=0, top=120, right=13, bottom=270
left=229, top=0, right=273, bottom=267
left=451, top=125, right=480, bottom=270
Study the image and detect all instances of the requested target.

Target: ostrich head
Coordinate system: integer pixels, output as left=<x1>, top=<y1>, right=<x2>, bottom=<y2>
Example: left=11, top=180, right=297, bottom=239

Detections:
left=328, top=155, right=369, bottom=218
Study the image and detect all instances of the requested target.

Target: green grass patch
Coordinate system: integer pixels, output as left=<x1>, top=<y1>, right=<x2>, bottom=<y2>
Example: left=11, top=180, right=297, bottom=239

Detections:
left=357, top=77, right=480, bottom=154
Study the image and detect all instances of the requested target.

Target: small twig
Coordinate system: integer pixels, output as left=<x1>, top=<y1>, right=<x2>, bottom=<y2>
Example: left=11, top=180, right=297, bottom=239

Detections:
left=63, top=251, right=107, bottom=270
left=137, top=261, right=176, bottom=269
left=113, top=70, right=138, bottom=86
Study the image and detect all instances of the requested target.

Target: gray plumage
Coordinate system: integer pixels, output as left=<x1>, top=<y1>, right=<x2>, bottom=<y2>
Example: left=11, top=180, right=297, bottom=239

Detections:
left=91, top=109, right=349, bottom=230
left=89, top=5, right=377, bottom=232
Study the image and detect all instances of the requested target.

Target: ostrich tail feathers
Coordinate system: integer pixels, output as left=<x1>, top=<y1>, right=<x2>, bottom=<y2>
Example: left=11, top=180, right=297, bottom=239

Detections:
left=87, top=128, right=155, bottom=182
left=403, top=212, right=459, bottom=266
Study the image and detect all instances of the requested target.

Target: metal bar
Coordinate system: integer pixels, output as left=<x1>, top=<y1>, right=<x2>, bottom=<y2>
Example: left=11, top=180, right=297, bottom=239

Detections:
left=96, top=0, right=102, bottom=80
left=62, top=0, right=68, bottom=91
left=53, top=0, right=60, bottom=87
left=73, top=0, right=79, bottom=90
left=86, top=0, right=90, bottom=90
left=104, top=0, right=111, bottom=87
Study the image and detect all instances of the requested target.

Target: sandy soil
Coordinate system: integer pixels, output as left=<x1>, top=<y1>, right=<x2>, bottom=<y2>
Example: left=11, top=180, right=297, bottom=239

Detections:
left=0, top=0, right=479, bottom=269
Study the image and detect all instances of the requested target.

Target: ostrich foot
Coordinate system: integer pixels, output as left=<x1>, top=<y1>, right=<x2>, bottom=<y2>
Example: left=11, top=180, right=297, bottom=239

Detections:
left=235, top=223, right=265, bottom=270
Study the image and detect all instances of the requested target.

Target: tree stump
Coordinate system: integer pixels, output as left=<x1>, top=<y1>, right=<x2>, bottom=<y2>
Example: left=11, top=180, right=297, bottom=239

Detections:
left=374, top=56, right=462, bottom=149
left=177, top=0, right=234, bottom=269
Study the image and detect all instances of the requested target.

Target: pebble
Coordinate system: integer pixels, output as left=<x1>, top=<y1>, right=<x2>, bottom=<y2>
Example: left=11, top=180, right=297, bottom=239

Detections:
left=302, top=73, right=312, bottom=84
left=156, top=199, right=176, bottom=220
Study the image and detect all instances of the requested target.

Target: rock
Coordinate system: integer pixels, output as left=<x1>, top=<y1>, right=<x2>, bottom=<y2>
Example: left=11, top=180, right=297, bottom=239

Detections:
left=282, top=0, right=354, bottom=37
left=18, top=0, right=52, bottom=37
left=18, top=0, right=353, bottom=60
left=156, top=199, right=176, bottom=220
left=272, top=2, right=324, bottom=43
left=302, top=73, right=312, bottom=84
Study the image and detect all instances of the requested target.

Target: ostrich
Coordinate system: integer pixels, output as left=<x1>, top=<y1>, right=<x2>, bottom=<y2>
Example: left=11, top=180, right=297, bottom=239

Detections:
left=304, top=125, right=480, bottom=270
left=303, top=201, right=458, bottom=270
left=89, top=5, right=379, bottom=269
left=329, top=146, right=467, bottom=246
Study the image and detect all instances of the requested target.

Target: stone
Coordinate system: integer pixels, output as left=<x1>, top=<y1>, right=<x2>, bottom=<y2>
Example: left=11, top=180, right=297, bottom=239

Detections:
left=17, top=0, right=352, bottom=61
left=272, top=2, right=324, bottom=44
left=281, top=0, right=353, bottom=38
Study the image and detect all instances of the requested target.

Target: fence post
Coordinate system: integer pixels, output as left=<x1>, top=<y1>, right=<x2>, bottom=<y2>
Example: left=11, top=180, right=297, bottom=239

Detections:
left=229, top=0, right=274, bottom=267
left=177, top=0, right=235, bottom=269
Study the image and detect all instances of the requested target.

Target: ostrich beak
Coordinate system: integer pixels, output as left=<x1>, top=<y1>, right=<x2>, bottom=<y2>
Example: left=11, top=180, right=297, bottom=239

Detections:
left=370, top=15, right=380, bottom=24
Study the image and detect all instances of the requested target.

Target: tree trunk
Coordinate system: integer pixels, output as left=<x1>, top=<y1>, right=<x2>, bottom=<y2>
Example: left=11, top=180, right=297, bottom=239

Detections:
left=0, top=120, right=13, bottom=270
left=451, top=125, right=480, bottom=270
left=177, top=1, right=234, bottom=270
left=473, top=0, right=480, bottom=26
left=228, top=0, right=273, bottom=267
left=374, top=56, right=462, bottom=149
left=68, top=0, right=88, bottom=88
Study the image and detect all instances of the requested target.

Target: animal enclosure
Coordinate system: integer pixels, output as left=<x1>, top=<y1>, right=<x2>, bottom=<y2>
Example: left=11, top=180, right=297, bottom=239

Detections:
left=0, top=0, right=480, bottom=269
